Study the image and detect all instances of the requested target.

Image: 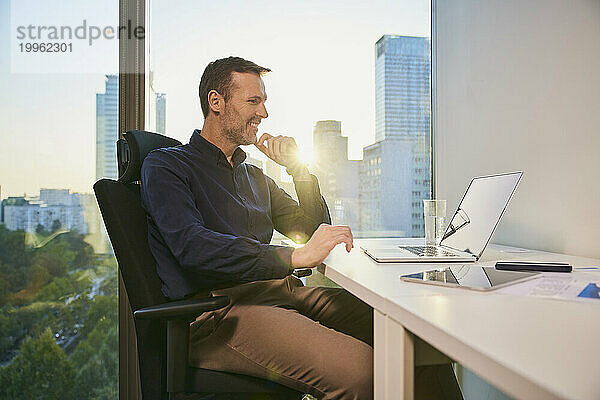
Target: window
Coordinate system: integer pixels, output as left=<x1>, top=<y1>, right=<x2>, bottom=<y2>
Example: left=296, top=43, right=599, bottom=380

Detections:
left=148, top=0, right=431, bottom=239
left=0, top=1, right=118, bottom=397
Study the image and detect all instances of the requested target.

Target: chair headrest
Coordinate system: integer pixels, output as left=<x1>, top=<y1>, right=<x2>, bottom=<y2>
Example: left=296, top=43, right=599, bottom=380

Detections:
left=118, top=130, right=182, bottom=183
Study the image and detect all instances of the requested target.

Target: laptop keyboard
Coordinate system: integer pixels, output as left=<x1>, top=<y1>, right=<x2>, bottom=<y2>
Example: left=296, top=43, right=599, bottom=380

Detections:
left=399, top=246, right=460, bottom=257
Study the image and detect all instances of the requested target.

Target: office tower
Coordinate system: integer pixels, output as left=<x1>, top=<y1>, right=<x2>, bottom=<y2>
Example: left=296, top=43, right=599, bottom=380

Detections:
left=359, top=36, right=431, bottom=236
left=312, top=120, right=359, bottom=227
left=96, top=75, right=119, bottom=181
left=313, top=120, right=349, bottom=167
left=375, top=35, right=430, bottom=142
left=359, top=138, right=429, bottom=235
left=95, top=75, right=118, bottom=253
left=155, top=93, right=166, bottom=134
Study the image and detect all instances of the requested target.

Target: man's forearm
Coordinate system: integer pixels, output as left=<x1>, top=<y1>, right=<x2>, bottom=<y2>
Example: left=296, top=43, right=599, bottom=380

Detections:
left=286, top=163, right=311, bottom=181
left=292, top=170, right=331, bottom=227
left=269, top=167, right=331, bottom=241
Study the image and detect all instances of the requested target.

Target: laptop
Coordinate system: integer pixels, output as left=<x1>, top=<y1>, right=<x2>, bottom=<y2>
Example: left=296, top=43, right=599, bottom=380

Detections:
left=362, top=172, right=523, bottom=263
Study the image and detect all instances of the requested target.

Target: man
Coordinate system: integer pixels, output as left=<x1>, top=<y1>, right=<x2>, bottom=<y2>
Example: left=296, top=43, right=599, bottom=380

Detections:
left=141, top=57, right=458, bottom=400
left=141, top=57, right=371, bottom=399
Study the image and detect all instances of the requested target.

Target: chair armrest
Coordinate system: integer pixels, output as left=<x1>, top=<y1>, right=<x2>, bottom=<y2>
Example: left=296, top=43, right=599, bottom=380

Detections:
left=133, top=295, right=230, bottom=320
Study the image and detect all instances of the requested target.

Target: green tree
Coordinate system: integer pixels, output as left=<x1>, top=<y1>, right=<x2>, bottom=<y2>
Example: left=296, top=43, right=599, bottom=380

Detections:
left=43, top=231, right=96, bottom=272
left=0, top=225, right=29, bottom=270
left=0, top=226, right=119, bottom=398
left=71, top=317, right=118, bottom=399
left=51, top=219, right=62, bottom=232
left=36, top=223, right=46, bottom=234
left=98, top=257, right=119, bottom=297
left=59, top=231, right=96, bottom=270
left=0, top=310, right=13, bottom=355
left=36, top=271, right=93, bottom=302
left=0, top=226, right=31, bottom=299
left=0, top=328, right=76, bottom=400
left=80, top=295, right=118, bottom=338
left=5, top=231, right=96, bottom=305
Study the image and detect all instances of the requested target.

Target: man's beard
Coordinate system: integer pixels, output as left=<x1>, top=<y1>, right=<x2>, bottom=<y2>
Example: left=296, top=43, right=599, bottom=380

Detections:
left=222, top=106, right=255, bottom=146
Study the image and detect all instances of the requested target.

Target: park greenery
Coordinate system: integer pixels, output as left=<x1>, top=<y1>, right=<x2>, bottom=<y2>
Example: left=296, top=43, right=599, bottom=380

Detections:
left=0, top=224, right=118, bottom=399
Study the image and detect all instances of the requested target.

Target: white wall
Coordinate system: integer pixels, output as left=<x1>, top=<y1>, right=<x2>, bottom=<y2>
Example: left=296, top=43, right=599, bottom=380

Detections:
left=434, top=0, right=600, bottom=258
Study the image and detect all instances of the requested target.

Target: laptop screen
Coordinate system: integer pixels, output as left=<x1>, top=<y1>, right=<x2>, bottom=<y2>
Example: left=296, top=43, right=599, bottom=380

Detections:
left=440, top=172, right=522, bottom=258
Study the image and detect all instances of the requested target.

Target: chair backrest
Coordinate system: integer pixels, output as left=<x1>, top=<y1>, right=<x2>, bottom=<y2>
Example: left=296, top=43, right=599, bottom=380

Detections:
left=94, top=130, right=182, bottom=311
left=118, top=130, right=183, bottom=183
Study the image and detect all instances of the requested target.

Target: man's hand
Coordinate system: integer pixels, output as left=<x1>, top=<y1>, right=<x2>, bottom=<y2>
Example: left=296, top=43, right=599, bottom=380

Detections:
left=290, top=224, right=354, bottom=268
left=255, top=133, right=302, bottom=169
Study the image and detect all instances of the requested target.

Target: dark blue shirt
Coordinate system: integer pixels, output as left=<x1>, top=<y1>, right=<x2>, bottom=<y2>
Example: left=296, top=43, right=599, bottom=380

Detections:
left=141, top=130, right=331, bottom=300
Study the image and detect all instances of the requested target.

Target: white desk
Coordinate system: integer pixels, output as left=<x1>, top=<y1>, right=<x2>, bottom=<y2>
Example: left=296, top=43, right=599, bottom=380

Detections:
left=318, top=238, right=600, bottom=400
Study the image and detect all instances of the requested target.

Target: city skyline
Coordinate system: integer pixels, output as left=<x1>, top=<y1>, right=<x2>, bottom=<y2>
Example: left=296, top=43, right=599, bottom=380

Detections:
left=307, top=36, right=432, bottom=236
left=1, top=0, right=430, bottom=199
left=149, top=0, right=430, bottom=165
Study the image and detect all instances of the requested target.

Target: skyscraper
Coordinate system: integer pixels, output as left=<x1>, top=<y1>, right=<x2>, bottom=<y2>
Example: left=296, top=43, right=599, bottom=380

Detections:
left=95, top=75, right=119, bottom=253
left=312, top=120, right=359, bottom=227
left=359, top=36, right=431, bottom=237
left=375, top=35, right=431, bottom=142
left=313, top=120, right=348, bottom=168
left=96, top=75, right=119, bottom=181
left=155, top=93, right=166, bottom=134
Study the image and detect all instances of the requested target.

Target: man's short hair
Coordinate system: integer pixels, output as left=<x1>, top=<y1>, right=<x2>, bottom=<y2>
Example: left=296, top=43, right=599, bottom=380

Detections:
left=199, top=56, right=271, bottom=118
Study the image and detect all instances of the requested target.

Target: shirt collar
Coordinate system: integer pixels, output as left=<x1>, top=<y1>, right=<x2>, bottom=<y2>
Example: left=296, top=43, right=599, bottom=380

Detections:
left=189, top=129, right=247, bottom=168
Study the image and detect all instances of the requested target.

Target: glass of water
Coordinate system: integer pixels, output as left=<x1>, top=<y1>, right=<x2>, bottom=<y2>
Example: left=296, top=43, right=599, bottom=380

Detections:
left=423, top=199, right=447, bottom=246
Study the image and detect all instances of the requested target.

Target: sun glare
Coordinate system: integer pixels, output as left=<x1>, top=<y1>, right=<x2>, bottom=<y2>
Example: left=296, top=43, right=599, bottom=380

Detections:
left=297, top=146, right=315, bottom=166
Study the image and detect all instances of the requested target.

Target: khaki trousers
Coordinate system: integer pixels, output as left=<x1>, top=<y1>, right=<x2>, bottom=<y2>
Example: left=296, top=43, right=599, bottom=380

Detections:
left=189, top=275, right=458, bottom=400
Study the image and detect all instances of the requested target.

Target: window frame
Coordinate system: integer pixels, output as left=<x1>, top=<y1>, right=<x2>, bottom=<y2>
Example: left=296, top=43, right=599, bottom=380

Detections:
left=118, top=0, right=146, bottom=399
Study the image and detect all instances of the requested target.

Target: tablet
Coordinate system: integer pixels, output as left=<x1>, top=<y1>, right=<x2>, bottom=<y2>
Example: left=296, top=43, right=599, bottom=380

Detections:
left=400, top=265, right=540, bottom=291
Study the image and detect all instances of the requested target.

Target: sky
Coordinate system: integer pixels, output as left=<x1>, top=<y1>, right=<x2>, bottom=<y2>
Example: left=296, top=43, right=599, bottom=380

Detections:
left=0, top=0, right=430, bottom=199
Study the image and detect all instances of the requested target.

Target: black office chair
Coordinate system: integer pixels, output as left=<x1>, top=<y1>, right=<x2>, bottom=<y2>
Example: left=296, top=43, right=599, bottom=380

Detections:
left=94, top=130, right=302, bottom=400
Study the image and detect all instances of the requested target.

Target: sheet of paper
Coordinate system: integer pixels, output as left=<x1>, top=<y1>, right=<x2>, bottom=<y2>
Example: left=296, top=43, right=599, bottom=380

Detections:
left=497, top=272, right=600, bottom=304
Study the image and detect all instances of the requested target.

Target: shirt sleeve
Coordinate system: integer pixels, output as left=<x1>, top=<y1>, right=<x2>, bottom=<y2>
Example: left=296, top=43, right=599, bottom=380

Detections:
left=140, top=152, right=293, bottom=283
left=267, top=166, right=332, bottom=243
